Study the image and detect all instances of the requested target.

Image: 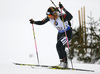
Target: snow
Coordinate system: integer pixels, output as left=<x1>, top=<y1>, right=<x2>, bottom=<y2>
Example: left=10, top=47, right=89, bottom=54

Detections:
left=0, top=61, right=100, bottom=74
left=0, top=0, right=100, bottom=74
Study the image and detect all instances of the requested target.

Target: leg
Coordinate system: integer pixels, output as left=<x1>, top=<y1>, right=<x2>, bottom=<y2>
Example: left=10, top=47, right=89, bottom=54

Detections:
left=56, top=28, right=72, bottom=62
left=56, top=40, right=64, bottom=60
left=56, top=38, right=68, bottom=68
left=61, top=45, right=68, bottom=63
left=56, top=32, right=67, bottom=63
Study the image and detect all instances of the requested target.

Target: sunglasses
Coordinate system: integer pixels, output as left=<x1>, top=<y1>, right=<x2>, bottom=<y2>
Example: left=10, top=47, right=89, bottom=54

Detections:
left=47, top=14, right=52, bottom=17
left=46, top=11, right=56, bottom=17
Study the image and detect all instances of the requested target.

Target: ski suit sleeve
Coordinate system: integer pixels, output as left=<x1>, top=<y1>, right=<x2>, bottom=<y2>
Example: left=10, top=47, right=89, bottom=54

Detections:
left=34, top=17, right=49, bottom=25
left=61, top=8, right=73, bottom=21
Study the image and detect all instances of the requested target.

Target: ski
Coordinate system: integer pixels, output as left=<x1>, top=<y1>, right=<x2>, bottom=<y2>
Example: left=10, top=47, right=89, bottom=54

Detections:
left=13, top=62, right=94, bottom=72
left=13, top=62, right=50, bottom=67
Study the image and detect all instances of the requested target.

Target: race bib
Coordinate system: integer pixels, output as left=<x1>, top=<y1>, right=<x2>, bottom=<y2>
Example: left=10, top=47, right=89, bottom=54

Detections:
left=61, top=36, right=67, bottom=45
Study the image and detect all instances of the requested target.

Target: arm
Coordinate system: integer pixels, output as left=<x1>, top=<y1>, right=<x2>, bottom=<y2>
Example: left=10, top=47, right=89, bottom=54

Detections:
left=29, top=17, right=49, bottom=25
left=59, top=2, right=73, bottom=21
left=35, top=17, right=49, bottom=25
left=63, top=8, right=73, bottom=21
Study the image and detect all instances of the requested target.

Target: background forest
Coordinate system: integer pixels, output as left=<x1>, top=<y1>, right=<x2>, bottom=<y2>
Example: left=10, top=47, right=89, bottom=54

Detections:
left=69, top=7, right=100, bottom=64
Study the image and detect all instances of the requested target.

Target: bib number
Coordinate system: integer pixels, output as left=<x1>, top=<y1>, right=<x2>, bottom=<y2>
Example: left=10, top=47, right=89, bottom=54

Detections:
left=56, top=27, right=63, bottom=31
left=61, top=37, right=67, bottom=45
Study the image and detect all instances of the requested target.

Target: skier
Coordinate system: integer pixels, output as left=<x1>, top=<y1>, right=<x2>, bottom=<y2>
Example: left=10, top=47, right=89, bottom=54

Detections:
left=29, top=2, right=73, bottom=68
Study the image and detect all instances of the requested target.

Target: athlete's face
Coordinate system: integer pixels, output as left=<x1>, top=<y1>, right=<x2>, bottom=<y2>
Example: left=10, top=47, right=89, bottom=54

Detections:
left=48, top=15, right=54, bottom=20
left=50, top=15, right=54, bottom=20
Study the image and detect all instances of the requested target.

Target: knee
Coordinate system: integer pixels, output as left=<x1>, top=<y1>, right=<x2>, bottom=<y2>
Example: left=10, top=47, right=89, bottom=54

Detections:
left=56, top=41, right=62, bottom=49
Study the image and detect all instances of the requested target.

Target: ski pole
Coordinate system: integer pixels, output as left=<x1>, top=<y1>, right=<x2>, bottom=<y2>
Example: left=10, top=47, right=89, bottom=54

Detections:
left=60, top=9, right=69, bottom=49
left=32, top=24, right=40, bottom=65
left=50, top=0, right=69, bottom=48
left=50, top=0, right=73, bottom=68
left=50, top=0, right=61, bottom=13
left=59, top=2, right=73, bottom=69
left=60, top=8, right=73, bottom=69
left=50, top=0, right=57, bottom=8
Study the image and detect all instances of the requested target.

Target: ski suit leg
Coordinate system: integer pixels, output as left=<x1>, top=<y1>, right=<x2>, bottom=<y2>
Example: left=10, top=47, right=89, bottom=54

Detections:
left=56, top=32, right=67, bottom=63
left=56, top=28, right=72, bottom=63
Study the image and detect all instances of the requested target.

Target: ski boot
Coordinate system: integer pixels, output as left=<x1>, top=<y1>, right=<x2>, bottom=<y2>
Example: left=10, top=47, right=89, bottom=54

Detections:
left=57, top=59, right=68, bottom=69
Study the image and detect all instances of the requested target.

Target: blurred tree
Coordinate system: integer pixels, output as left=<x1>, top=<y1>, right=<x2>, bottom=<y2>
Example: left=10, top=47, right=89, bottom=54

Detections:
left=69, top=15, right=100, bottom=64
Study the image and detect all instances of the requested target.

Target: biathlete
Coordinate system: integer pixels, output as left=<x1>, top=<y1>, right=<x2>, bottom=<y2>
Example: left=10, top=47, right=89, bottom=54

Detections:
left=29, top=2, right=73, bottom=68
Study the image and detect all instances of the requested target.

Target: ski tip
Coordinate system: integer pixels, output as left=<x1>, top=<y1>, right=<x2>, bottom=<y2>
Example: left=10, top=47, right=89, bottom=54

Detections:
left=13, top=62, right=17, bottom=65
left=13, top=62, right=19, bottom=65
left=91, top=70, right=95, bottom=72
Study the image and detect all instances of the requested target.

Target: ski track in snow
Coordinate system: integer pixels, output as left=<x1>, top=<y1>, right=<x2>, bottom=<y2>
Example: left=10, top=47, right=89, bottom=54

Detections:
left=0, top=61, right=100, bottom=74
left=0, top=0, right=100, bottom=74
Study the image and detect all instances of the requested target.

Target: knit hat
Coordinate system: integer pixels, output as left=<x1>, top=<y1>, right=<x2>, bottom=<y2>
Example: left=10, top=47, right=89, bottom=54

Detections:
left=46, top=7, right=56, bottom=15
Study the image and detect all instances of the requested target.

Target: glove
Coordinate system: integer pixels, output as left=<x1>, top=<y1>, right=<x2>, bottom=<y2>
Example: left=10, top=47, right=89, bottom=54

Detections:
left=29, top=19, right=35, bottom=24
left=59, top=2, right=64, bottom=9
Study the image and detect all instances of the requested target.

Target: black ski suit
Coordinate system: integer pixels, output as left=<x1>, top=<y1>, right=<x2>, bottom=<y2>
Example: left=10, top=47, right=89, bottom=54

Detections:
left=33, top=8, right=73, bottom=63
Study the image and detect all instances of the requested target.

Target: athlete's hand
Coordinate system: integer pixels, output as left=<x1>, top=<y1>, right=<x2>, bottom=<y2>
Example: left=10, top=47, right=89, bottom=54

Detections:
left=29, top=19, right=35, bottom=24
left=59, top=2, right=64, bottom=9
